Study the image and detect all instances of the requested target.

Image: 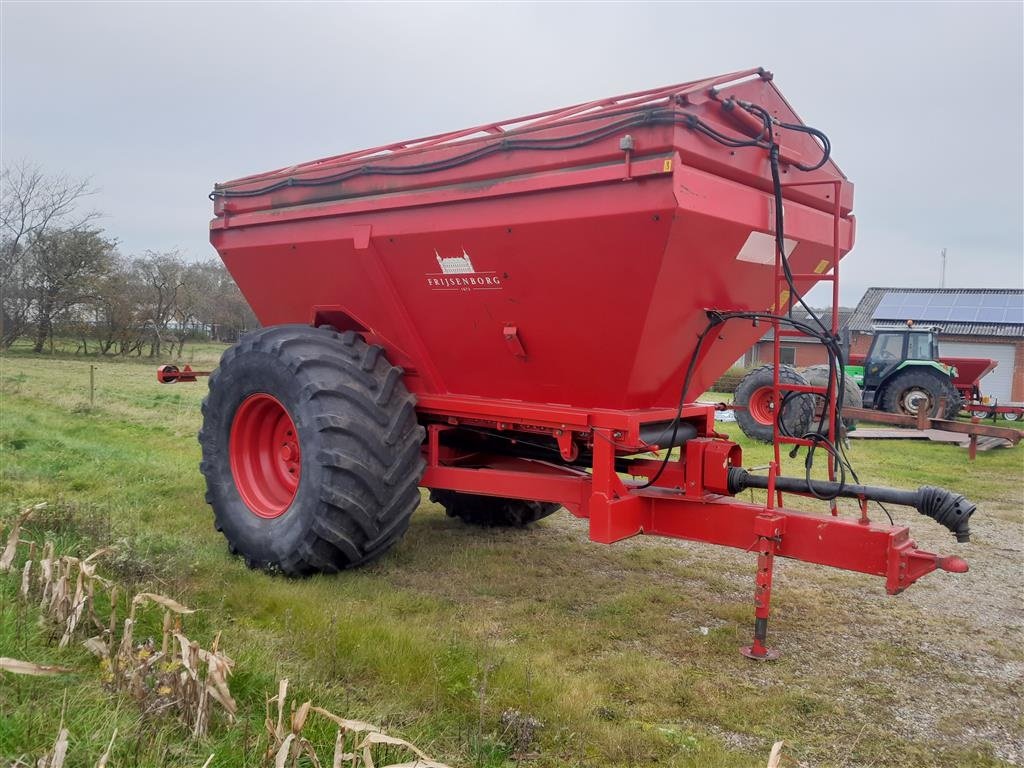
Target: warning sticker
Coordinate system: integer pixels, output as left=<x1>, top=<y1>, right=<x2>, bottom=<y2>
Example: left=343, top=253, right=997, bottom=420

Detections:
left=736, top=231, right=798, bottom=265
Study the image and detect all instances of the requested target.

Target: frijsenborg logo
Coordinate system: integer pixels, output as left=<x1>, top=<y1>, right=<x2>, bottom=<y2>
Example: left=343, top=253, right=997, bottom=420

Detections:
left=426, top=249, right=502, bottom=291
left=435, top=249, right=475, bottom=274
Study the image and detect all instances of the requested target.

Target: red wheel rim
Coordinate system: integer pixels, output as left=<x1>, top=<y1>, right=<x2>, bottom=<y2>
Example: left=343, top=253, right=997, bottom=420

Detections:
left=748, top=387, right=776, bottom=425
left=229, top=394, right=301, bottom=519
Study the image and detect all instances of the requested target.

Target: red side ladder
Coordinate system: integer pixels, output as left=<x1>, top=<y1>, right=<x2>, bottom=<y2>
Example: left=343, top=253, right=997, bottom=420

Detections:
left=745, top=178, right=847, bottom=660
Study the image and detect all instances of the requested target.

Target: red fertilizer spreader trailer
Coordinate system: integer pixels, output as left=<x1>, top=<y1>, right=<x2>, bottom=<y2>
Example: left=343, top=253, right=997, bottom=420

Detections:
left=165, top=68, right=977, bottom=659
left=946, top=357, right=1023, bottom=421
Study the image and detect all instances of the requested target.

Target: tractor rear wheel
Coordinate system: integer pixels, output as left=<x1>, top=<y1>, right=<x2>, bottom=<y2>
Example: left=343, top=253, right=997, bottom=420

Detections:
left=429, top=490, right=560, bottom=527
left=733, top=365, right=814, bottom=443
left=880, top=368, right=961, bottom=420
left=801, top=364, right=862, bottom=431
left=198, top=325, right=425, bottom=575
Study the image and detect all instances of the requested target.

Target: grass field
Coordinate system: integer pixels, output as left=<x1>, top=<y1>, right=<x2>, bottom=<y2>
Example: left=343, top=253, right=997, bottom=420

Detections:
left=1, top=344, right=1022, bottom=767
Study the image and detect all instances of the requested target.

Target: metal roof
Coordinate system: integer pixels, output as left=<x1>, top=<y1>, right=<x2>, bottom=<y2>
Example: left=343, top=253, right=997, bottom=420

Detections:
left=760, top=307, right=856, bottom=343
left=847, top=288, right=1024, bottom=338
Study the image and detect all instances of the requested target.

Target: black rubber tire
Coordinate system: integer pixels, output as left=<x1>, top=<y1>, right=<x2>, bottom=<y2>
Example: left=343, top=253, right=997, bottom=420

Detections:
left=198, top=324, right=425, bottom=575
left=733, top=365, right=814, bottom=444
left=801, top=364, right=862, bottom=431
left=428, top=489, right=560, bottom=527
left=880, top=368, right=961, bottom=420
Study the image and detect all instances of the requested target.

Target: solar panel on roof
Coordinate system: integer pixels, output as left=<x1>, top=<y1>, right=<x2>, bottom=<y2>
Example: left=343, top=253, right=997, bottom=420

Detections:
left=947, top=307, right=976, bottom=321
left=871, top=292, right=1024, bottom=325
left=980, top=294, right=1009, bottom=308
left=976, top=307, right=1006, bottom=322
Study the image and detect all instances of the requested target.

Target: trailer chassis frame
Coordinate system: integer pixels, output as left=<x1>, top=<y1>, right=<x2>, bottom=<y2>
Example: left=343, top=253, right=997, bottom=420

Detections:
left=418, top=397, right=967, bottom=659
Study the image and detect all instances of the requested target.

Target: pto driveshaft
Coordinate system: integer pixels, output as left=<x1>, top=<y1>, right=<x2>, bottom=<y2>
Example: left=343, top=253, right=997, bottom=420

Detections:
left=726, top=468, right=976, bottom=543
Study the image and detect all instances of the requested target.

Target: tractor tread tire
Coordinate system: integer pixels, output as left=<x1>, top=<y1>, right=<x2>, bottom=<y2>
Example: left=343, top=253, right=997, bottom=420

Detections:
left=881, top=368, right=961, bottom=420
left=428, top=489, right=560, bottom=527
left=801, top=364, right=862, bottom=430
left=734, top=365, right=815, bottom=444
left=198, top=324, right=425, bottom=576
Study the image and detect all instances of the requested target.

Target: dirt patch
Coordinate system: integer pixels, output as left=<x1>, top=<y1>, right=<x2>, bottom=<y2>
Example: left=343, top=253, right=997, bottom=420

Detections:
left=546, top=501, right=1024, bottom=765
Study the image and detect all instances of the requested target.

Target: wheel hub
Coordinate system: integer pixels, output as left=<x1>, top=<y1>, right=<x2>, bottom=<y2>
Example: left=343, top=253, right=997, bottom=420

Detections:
left=229, top=393, right=301, bottom=518
left=901, top=388, right=931, bottom=416
left=748, top=386, right=777, bottom=425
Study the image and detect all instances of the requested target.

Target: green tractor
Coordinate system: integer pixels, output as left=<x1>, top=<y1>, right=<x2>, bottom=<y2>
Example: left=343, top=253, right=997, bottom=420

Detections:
left=839, top=325, right=958, bottom=421
left=733, top=325, right=961, bottom=443
left=846, top=326, right=961, bottom=420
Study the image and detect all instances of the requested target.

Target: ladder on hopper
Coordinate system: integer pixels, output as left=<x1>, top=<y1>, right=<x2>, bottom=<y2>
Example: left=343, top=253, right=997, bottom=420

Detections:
left=765, top=180, right=847, bottom=517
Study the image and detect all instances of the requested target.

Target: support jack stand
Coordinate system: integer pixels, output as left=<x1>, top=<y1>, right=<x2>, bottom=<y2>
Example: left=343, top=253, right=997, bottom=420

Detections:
left=741, top=513, right=783, bottom=661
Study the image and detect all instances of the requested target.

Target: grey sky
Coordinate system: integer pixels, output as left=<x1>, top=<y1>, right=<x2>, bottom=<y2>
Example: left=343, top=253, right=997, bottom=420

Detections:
left=2, top=1, right=1021, bottom=304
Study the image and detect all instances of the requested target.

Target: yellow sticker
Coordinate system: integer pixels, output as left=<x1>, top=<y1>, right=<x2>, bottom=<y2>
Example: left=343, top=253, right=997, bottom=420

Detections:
left=768, top=289, right=792, bottom=313
left=663, top=159, right=673, bottom=172
left=813, top=259, right=831, bottom=274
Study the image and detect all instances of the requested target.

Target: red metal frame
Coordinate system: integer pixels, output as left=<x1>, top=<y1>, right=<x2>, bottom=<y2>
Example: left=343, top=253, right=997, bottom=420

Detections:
left=962, top=402, right=1024, bottom=420
left=419, top=407, right=967, bottom=636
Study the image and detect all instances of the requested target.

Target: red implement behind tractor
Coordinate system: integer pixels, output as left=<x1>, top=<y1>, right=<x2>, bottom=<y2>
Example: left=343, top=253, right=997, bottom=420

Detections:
left=945, top=357, right=1023, bottom=420
left=169, top=68, right=976, bottom=658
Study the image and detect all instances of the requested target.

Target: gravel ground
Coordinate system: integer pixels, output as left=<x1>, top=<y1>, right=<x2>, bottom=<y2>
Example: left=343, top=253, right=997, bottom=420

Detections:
left=551, top=495, right=1024, bottom=765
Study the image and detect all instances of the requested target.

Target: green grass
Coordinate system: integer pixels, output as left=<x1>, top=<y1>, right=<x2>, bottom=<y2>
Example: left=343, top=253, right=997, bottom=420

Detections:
left=1, top=346, right=1021, bottom=766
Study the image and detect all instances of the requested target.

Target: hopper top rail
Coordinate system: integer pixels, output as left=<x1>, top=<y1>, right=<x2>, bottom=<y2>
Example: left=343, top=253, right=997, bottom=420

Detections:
left=216, top=67, right=769, bottom=191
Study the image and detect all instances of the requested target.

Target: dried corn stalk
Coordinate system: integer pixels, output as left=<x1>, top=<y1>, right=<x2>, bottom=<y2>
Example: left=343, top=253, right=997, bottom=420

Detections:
left=4, top=529, right=453, bottom=768
left=8, top=531, right=236, bottom=741
left=0, top=503, right=45, bottom=572
left=266, top=677, right=453, bottom=768
left=0, top=658, right=72, bottom=676
left=94, top=727, right=117, bottom=768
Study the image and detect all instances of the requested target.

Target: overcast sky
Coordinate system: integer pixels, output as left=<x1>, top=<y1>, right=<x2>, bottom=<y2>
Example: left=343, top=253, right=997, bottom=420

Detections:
left=2, top=1, right=1021, bottom=304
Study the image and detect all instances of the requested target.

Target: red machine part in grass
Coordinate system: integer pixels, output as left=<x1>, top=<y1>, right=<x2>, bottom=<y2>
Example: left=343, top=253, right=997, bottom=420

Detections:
left=185, top=68, right=978, bottom=658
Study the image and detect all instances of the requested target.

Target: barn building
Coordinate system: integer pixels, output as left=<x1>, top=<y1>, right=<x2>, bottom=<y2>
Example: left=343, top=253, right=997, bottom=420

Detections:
left=846, top=288, right=1024, bottom=403
left=745, top=307, right=855, bottom=369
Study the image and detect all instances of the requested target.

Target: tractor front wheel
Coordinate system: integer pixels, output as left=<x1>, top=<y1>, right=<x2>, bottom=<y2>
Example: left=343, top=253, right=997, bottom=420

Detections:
left=880, top=369, right=961, bottom=420
left=429, top=490, right=560, bottom=527
left=198, top=325, right=425, bottom=575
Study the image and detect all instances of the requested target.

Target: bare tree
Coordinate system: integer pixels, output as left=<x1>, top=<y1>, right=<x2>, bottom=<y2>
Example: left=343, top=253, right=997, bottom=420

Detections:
left=202, top=261, right=258, bottom=342
left=27, top=228, right=115, bottom=353
left=0, top=161, right=255, bottom=354
left=134, top=250, right=187, bottom=357
left=1, top=162, right=97, bottom=347
left=90, top=254, right=146, bottom=355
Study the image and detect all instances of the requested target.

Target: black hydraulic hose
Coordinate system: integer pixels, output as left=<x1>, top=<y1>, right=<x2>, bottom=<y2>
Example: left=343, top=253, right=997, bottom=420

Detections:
left=726, top=468, right=976, bottom=543
left=211, top=108, right=782, bottom=201
left=639, top=421, right=698, bottom=449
